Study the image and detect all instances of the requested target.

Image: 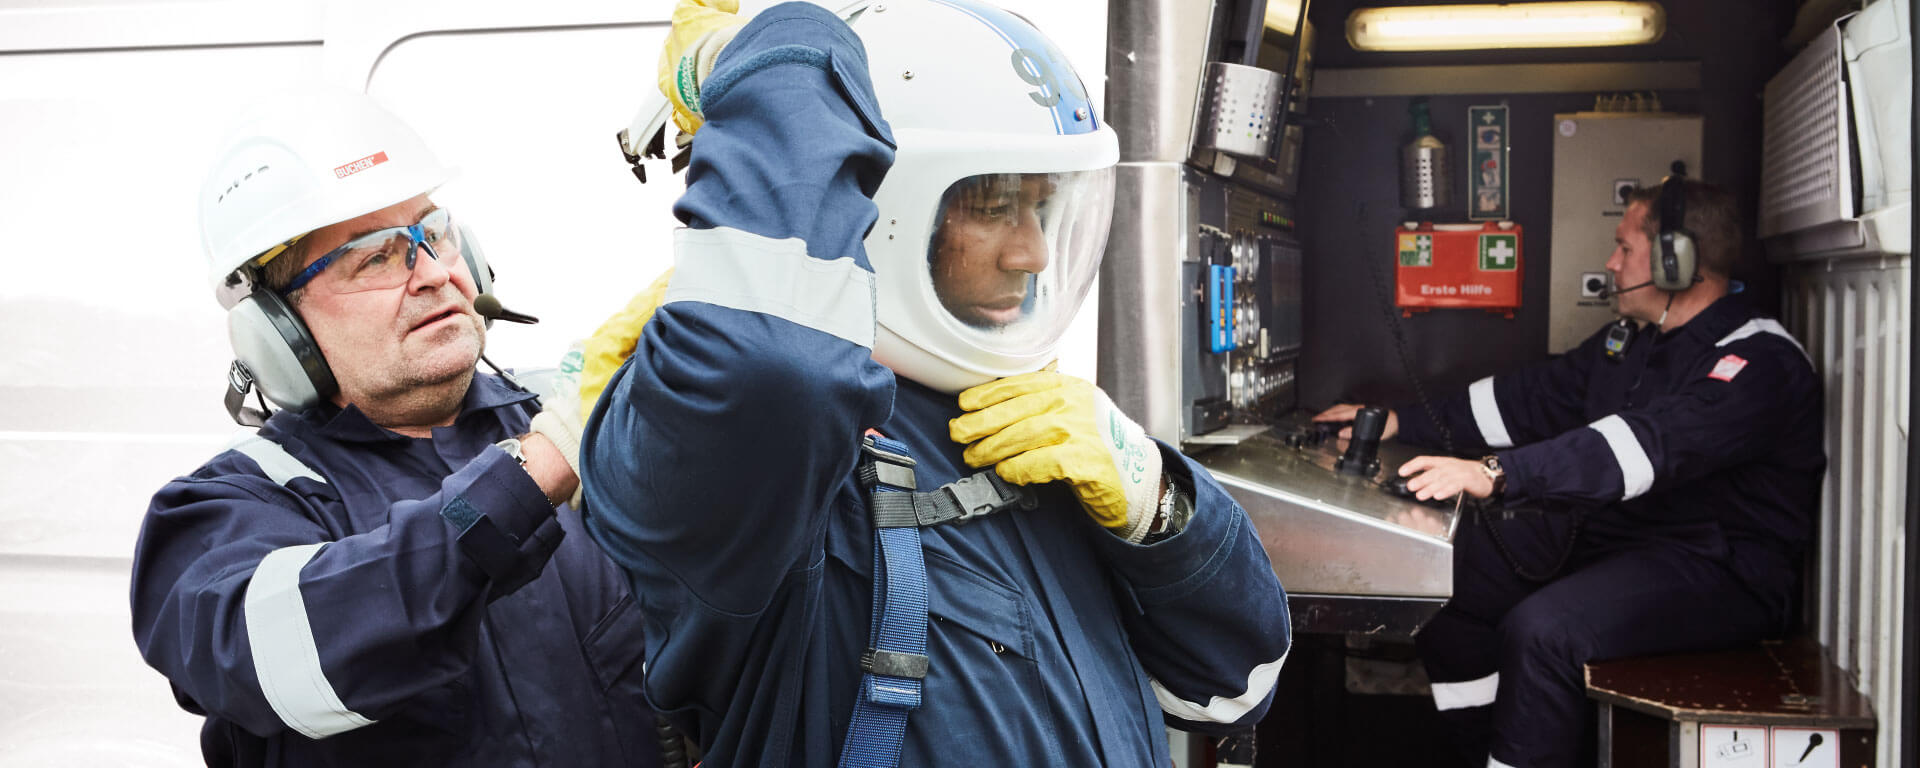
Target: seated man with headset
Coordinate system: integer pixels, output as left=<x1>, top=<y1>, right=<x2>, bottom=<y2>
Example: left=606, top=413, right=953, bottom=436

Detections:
left=130, top=89, right=663, bottom=767
left=1317, top=169, right=1825, bottom=768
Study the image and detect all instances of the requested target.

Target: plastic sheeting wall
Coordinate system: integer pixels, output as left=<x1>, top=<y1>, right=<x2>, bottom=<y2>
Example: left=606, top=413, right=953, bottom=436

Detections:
left=1782, top=254, right=1911, bottom=768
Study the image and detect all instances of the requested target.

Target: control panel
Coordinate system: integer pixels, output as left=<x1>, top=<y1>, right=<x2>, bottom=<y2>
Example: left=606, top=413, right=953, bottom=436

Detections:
left=1181, top=174, right=1302, bottom=441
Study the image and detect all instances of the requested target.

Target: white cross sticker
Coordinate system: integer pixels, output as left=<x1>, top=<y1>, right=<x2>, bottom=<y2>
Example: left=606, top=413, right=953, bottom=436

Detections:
left=1482, top=111, right=1497, bottom=124
left=1488, top=239, right=1515, bottom=266
left=1417, top=235, right=1432, bottom=248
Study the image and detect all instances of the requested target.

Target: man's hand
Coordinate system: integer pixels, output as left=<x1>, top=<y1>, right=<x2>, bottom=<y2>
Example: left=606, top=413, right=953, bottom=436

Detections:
left=1397, top=455, right=1495, bottom=501
left=1311, top=403, right=1399, bottom=441
left=950, top=371, right=1165, bottom=543
left=528, top=343, right=587, bottom=507
left=519, top=432, right=581, bottom=508
left=658, top=0, right=746, bottom=136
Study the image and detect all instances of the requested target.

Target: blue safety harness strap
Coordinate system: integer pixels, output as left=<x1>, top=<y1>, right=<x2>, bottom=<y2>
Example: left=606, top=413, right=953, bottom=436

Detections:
left=840, top=436, right=927, bottom=768
left=839, top=435, right=1037, bottom=767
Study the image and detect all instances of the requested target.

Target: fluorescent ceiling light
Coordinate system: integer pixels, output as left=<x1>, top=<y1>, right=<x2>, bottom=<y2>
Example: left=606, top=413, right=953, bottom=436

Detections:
left=1347, top=2, right=1665, bottom=51
left=1265, top=0, right=1305, bottom=34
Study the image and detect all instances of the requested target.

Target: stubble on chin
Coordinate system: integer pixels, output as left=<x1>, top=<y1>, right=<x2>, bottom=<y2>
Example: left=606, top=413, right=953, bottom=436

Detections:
left=395, top=314, right=485, bottom=387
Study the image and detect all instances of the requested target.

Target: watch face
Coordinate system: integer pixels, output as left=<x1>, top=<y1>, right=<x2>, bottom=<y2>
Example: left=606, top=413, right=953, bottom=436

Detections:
left=1481, top=455, right=1507, bottom=496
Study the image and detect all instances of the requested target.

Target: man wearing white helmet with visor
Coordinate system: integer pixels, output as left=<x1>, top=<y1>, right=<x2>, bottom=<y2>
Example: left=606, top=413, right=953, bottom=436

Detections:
left=131, top=88, right=664, bottom=767
left=580, top=1, right=1292, bottom=765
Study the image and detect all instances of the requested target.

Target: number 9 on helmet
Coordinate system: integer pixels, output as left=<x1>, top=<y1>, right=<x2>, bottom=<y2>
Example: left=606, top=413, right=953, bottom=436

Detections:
left=851, top=0, right=1120, bottom=394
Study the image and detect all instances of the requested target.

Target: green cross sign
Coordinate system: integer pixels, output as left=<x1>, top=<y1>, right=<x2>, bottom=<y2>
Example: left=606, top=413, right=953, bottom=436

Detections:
left=1479, top=234, right=1518, bottom=271
left=1400, top=234, right=1433, bottom=267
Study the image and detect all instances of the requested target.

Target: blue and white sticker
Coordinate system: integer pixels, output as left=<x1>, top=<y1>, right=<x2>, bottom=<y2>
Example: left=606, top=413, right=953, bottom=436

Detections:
left=928, top=0, right=1098, bottom=135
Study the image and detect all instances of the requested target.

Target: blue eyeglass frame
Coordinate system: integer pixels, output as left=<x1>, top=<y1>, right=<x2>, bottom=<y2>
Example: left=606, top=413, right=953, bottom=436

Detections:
left=279, top=215, right=446, bottom=296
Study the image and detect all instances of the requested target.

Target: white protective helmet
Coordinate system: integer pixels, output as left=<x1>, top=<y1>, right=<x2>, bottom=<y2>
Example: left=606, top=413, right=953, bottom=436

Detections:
left=849, top=0, right=1118, bottom=393
left=202, top=88, right=460, bottom=301
left=199, top=88, right=471, bottom=415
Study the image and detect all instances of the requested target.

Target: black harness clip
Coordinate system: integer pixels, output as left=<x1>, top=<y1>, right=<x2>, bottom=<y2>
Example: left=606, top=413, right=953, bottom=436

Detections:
left=940, top=471, right=1038, bottom=523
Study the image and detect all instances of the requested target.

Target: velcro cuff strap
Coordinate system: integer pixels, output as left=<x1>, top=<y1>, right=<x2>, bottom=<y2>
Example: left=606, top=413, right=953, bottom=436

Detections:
left=862, top=648, right=930, bottom=679
left=442, top=495, right=484, bottom=532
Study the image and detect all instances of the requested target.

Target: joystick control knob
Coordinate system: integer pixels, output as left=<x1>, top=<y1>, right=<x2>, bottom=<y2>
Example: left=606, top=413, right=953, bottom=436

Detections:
left=1335, top=406, right=1386, bottom=477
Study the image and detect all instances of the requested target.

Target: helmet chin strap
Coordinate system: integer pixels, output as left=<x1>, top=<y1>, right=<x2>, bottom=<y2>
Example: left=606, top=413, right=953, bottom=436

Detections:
left=224, top=361, right=272, bottom=428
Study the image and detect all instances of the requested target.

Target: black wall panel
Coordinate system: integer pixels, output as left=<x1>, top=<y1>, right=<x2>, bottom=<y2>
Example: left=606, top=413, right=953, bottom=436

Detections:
left=1293, top=0, right=1797, bottom=416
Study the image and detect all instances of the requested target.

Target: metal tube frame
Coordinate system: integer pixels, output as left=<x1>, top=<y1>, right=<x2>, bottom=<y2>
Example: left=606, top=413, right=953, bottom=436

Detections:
left=1904, top=3, right=1918, bottom=765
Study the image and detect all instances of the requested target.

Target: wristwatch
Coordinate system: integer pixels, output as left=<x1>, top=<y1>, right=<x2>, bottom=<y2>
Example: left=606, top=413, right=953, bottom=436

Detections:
left=1144, top=476, right=1194, bottom=544
left=495, top=437, right=528, bottom=467
left=1479, top=454, right=1507, bottom=496
left=1152, top=482, right=1177, bottom=534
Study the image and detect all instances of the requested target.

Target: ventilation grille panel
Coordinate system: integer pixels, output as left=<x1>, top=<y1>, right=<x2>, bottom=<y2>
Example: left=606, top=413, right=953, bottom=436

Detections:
left=1761, top=25, right=1853, bottom=238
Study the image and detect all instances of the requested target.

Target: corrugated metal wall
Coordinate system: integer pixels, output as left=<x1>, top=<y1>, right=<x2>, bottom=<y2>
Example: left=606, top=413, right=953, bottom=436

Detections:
left=1782, top=254, right=1910, bottom=768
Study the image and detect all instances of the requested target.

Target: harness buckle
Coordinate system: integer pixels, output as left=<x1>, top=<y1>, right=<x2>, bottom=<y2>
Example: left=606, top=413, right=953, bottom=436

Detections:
left=860, top=436, right=918, bottom=491
left=942, top=471, right=1038, bottom=523
left=861, top=648, right=931, bottom=680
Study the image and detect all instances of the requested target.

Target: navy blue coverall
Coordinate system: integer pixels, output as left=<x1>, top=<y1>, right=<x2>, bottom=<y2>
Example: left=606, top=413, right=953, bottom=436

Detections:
left=131, top=373, right=660, bottom=767
left=1399, top=297, right=1824, bottom=767
left=579, top=5, right=1293, bottom=766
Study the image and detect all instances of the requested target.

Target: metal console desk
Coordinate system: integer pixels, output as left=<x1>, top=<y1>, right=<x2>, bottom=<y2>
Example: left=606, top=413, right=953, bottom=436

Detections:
left=1189, top=413, right=1461, bottom=637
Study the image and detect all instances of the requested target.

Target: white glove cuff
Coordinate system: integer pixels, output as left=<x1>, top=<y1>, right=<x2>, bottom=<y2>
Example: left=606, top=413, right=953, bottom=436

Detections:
left=529, top=410, right=583, bottom=506
left=1095, top=395, right=1163, bottom=543
left=694, top=23, right=743, bottom=85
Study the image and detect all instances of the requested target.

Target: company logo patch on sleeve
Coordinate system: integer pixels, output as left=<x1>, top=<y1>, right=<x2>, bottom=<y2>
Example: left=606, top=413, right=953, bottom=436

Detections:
left=1709, top=354, right=1749, bottom=382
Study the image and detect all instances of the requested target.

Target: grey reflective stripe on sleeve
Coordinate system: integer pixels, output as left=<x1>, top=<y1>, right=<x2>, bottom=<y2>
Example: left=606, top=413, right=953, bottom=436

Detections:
left=227, top=435, right=327, bottom=486
left=243, top=543, right=376, bottom=738
left=1589, top=415, right=1655, bottom=500
left=666, top=226, right=876, bottom=348
left=1468, top=377, right=1514, bottom=448
left=1430, top=671, right=1499, bottom=710
left=1149, top=650, right=1287, bottom=724
left=1716, top=318, right=1812, bottom=364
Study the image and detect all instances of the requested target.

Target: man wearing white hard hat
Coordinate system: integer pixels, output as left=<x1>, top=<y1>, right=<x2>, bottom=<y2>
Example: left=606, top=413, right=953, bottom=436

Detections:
left=579, top=1, right=1291, bottom=765
left=130, top=88, right=663, bottom=767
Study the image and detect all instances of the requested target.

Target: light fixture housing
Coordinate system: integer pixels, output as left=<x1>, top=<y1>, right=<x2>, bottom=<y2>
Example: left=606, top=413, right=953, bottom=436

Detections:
left=1347, top=2, right=1666, bottom=52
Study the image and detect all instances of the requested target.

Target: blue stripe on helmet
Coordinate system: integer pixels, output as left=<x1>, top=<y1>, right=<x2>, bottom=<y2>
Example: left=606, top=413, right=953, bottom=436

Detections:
left=926, top=0, right=1098, bottom=136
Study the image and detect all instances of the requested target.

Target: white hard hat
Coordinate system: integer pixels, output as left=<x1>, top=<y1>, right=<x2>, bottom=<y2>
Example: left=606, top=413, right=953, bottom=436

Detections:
left=200, top=87, right=454, bottom=303
left=849, top=0, right=1119, bottom=393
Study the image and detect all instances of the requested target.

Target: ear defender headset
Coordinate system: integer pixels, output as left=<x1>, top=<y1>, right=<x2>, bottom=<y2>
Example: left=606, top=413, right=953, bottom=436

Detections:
left=1653, top=160, right=1699, bottom=292
left=223, top=223, right=495, bottom=424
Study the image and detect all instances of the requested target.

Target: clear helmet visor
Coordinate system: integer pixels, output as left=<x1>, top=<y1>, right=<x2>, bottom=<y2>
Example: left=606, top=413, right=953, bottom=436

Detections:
left=926, top=166, right=1115, bottom=356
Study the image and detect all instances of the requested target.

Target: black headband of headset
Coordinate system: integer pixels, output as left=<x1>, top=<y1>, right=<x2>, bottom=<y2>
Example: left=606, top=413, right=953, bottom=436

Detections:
left=1660, top=160, right=1688, bottom=241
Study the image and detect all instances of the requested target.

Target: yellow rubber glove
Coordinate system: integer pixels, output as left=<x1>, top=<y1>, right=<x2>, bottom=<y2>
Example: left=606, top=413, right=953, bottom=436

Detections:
left=949, top=371, right=1165, bottom=542
left=657, top=0, right=746, bottom=136
left=579, top=267, right=675, bottom=424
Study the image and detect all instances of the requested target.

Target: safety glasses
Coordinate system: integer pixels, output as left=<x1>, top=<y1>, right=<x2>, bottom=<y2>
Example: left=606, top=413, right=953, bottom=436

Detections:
left=281, top=207, right=463, bottom=295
